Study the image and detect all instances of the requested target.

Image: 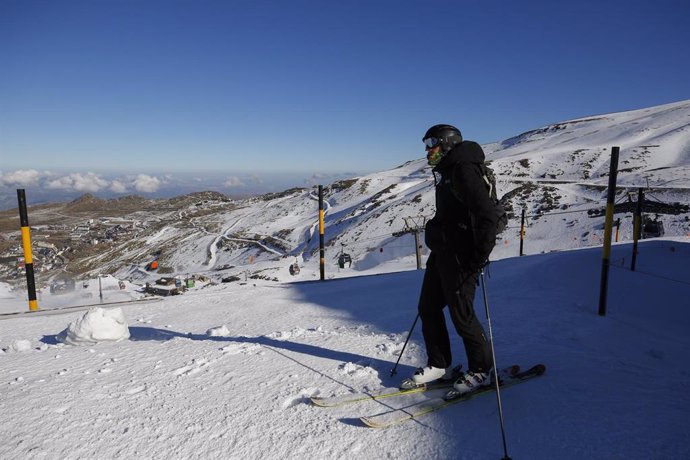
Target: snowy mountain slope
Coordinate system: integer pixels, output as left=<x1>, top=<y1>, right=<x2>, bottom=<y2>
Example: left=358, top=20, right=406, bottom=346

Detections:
left=103, top=162, right=442, bottom=282
left=1, top=240, right=689, bottom=459
left=486, top=99, right=690, bottom=185
left=2, top=101, right=689, bottom=289
left=145, top=99, right=688, bottom=281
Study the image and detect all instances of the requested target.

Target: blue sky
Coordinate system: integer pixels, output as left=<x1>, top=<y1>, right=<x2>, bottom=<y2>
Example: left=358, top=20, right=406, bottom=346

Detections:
left=1, top=0, right=689, bottom=203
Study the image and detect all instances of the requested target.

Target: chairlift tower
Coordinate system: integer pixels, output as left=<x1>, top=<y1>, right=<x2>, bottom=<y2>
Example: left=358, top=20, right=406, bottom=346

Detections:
left=393, top=216, right=428, bottom=269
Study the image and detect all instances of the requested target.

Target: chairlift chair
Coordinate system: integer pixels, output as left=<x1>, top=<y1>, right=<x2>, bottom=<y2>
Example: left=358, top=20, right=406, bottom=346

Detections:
left=338, top=253, right=352, bottom=269
left=642, top=217, right=665, bottom=239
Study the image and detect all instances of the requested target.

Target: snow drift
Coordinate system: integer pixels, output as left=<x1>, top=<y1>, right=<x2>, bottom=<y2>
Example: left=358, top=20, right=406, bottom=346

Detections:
left=57, top=307, right=130, bottom=345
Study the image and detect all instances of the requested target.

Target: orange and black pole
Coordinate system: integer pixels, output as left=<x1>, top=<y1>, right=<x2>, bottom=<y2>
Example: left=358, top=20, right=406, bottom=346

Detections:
left=17, top=189, right=39, bottom=311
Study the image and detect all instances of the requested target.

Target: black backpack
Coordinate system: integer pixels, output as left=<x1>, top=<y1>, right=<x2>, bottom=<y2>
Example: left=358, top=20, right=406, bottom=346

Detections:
left=447, top=161, right=509, bottom=237
left=479, top=163, right=508, bottom=235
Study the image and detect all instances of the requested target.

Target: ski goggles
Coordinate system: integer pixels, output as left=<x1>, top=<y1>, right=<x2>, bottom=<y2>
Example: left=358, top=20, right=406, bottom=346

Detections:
left=423, top=137, right=441, bottom=149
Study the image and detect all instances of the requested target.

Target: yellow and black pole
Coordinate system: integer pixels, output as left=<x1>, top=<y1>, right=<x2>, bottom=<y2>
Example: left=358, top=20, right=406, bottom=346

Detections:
left=318, top=185, right=325, bottom=281
left=17, top=189, right=39, bottom=311
left=598, top=146, right=620, bottom=317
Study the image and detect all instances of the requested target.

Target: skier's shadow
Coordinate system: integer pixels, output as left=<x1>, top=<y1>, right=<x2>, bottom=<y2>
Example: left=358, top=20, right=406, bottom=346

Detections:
left=119, top=326, right=410, bottom=386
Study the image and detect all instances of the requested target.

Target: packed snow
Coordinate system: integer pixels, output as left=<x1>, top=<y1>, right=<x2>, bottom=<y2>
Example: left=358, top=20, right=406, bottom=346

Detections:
left=2, top=238, right=689, bottom=459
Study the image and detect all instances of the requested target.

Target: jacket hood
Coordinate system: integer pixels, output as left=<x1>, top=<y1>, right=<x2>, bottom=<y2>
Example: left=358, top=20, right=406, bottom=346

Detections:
left=433, top=141, right=485, bottom=172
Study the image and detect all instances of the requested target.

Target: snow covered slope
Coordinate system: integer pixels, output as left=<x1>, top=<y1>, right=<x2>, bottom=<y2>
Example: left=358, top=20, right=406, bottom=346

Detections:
left=486, top=99, right=690, bottom=186
left=1, top=240, right=689, bottom=459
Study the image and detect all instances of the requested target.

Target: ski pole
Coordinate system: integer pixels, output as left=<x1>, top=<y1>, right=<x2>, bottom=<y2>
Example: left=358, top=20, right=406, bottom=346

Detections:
left=480, top=269, right=512, bottom=460
left=390, top=313, right=419, bottom=376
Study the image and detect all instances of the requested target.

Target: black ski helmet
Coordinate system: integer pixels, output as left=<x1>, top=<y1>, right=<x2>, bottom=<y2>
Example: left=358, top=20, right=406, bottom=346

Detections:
left=423, top=124, right=463, bottom=153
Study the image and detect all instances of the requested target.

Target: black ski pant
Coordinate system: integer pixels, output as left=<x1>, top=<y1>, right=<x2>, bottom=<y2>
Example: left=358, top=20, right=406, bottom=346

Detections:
left=417, top=252, right=492, bottom=372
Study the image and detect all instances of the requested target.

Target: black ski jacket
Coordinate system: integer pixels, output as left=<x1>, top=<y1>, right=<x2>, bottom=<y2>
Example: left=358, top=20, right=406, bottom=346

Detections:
left=424, top=141, right=498, bottom=269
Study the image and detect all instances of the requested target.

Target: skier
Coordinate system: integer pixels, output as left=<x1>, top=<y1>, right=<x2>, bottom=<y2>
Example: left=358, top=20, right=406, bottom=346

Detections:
left=400, top=124, right=500, bottom=396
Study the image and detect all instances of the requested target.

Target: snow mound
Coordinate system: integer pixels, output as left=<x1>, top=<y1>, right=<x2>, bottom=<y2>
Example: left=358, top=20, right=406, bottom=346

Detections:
left=57, top=307, right=130, bottom=345
left=338, top=361, right=376, bottom=379
left=206, top=324, right=230, bottom=337
left=7, top=339, right=33, bottom=352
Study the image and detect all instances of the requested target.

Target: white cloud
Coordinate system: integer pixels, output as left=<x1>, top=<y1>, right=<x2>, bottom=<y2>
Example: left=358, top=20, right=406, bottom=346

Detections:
left=73, top=173, right=109, bottom=192
left=45, top=176, right=74, bottom=190
left=223, top=176, right=245, bottom=187
left=109, top=180, right=128, bottom=194
left=0, top=169, right=45, bottom=186
left=133, top=174, right=161, bottom=193
left=46, top=172, right=109, bottom=192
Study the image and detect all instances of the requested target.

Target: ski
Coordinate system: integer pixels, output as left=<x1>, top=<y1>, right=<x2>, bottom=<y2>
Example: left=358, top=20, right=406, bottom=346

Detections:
left=311, top=365, right=518, bottom=408
left=311, top=380, right=452, bottom=408
left=360, top=363, right=546, bottom=428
